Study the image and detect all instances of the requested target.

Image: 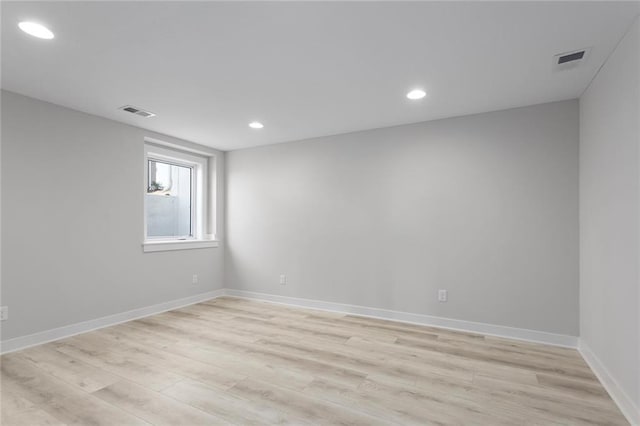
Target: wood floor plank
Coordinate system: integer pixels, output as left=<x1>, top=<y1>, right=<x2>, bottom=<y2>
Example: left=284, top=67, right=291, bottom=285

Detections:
left=52, top=338, right=183, bottom=391
left=203, top=313, right=353, bottom=346
left=85, top=328, right=247, bottom=391
left=227, top=377, right=385, bottom=425
left=0, top=297, right=629, bottom=425
left=2, top=355, right=149, bottom=425
left=535, top=372, right=611, bottom=399
left=266, top=315, right=401, bottom=343
left=255, top=335, right=475, bottom=385
left=164, top=341, right=317, bottom=391
left=472, top=373, right=628, bottom=424
left=393, top=336, right=596, bottom=381
left=1, top=376, right=36, bottom=414
left=357, top=374, right=523, bottom=425
left=1, top=406, right=65, bottom=426
left=92, top=380, right=220, bottom=425
left=302, top=378, right=422, bottom=425
left=162, top=378, right=298, bottom=425
left=17, top=344, right=121, bottom=393
left=483, top=335, right=583, bottom=359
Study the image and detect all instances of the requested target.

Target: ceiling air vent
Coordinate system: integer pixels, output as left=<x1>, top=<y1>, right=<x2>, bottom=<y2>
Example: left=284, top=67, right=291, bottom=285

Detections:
left=118, top=105, right=156, bottom=118
left=552, top=48, right=591, bottom=72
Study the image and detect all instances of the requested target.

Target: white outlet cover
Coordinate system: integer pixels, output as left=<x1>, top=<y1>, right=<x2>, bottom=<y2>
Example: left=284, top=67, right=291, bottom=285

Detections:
left=0, top=306, right=8, bottom=321
left=438, top=290, right=448, bottom=302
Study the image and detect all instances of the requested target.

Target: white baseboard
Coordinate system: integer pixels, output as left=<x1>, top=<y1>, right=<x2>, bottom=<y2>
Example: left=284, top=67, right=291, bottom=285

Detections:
left=578, top=340, right=639, bottom=426
left=224, top=289, right=578, bottom=348
left=0, top=289, right=226, bottom=355
left=0, top=288, right=578, bottom=354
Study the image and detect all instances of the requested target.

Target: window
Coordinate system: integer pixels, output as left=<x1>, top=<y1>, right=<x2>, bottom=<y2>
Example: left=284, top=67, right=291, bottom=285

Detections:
left=143, top=142, right=218, bottom=252
left=147, top=159, right=193, bottom=238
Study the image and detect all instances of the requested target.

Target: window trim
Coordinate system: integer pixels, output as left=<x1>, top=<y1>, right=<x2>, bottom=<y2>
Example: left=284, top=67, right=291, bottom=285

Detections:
left=142, top=239, right=219, bottom=252
left=143, top=142, right=216, bottom=251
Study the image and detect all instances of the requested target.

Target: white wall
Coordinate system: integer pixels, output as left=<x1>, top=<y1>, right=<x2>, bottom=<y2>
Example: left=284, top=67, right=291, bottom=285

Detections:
left=0, top=90, right=225, bottom=341
left=579, top=17, right=639, bottom=420
left=226, top=100, right=579, bottom=336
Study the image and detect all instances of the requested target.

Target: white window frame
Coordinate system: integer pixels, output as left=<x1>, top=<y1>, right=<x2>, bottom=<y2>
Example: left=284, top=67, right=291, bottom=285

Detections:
left=143, top=143, right=218, bottom=252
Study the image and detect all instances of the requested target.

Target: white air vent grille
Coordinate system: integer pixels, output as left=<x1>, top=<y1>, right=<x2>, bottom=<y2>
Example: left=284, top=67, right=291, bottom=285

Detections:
left=552, top=48, right=591, bottom=72
left=119, top=105, right=156, bottom=118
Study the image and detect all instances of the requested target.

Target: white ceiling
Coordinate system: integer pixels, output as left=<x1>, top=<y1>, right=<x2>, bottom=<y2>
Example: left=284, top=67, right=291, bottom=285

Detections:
left=2, top=1, right=639, bottom=151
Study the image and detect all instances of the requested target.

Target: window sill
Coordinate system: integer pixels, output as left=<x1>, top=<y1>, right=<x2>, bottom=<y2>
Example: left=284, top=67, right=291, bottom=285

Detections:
left=142, top=239, right=219, bottom=253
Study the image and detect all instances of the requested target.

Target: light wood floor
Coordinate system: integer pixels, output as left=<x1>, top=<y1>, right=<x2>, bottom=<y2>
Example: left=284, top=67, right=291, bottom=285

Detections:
left=1, top=297, right=628, bottom=425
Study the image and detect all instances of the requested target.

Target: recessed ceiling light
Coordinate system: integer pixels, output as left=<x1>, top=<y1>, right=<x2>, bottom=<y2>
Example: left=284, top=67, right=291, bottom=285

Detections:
left=18, top=21, right=54, bottom=40
left=249, top=122, right=264, bottom=129
left=406, top=89, right=426, bottom=100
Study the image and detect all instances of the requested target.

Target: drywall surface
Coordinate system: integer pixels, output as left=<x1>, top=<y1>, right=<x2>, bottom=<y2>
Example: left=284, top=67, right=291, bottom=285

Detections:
left=579, top=17, right=639, bottom=412
left=226, top=100, right=579, bottom=335
left=0, top=91, right=225, bottom=341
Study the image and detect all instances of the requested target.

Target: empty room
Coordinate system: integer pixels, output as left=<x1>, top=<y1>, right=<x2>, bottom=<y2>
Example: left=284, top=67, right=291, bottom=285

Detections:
left=1, top=1, right=639, bottom=425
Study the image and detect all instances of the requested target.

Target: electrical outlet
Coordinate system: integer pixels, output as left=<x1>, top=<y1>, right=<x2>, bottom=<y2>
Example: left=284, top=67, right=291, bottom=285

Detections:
left=192, top=274, right=199, bottom=285
left=438, top=289, right=448, bottom=302
left=279, top=274, right=287, bottom=285
left=0, top=306, right=8, bottom=321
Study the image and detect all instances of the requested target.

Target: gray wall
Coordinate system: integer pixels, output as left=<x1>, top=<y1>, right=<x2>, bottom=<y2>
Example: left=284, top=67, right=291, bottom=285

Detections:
left=226, top=100, right=579, bottom=336
left=0, top=91, right=225, bottom=341
left=579, top=17, right=639, bottom=409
